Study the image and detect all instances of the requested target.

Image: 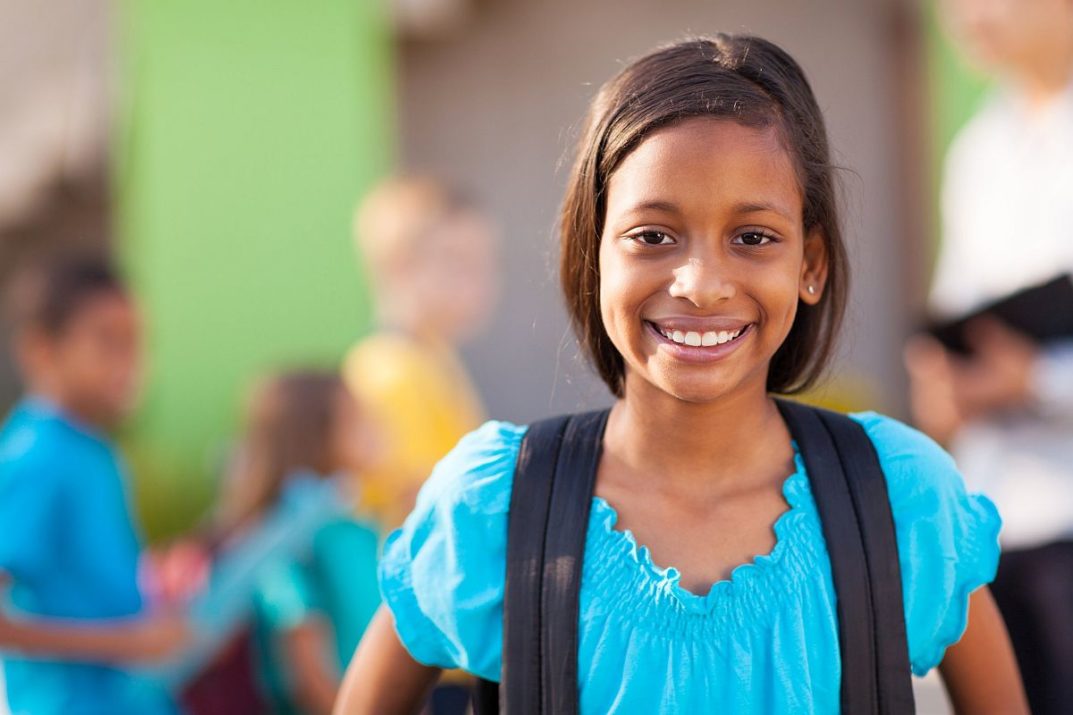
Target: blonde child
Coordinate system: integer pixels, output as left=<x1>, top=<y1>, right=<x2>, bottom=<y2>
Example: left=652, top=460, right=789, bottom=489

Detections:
left=345, top=177, right=498, bottom=530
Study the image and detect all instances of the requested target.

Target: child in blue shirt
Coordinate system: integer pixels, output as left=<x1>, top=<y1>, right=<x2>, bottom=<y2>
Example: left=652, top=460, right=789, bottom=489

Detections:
left=0, top=258, right=183, bottom=714
left=335, top=35, right=1027, bottom=713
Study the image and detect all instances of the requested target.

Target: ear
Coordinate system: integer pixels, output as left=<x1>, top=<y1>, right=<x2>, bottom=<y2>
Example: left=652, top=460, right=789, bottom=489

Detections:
left=799, top=227, right=829, bottom=306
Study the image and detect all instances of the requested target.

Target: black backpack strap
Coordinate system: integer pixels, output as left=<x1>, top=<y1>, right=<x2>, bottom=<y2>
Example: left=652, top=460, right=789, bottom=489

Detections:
left=475, top=410, right=609, bottom=715
left=500, top=413, right=571, bottom=715
left=540, top=410, right=609, bottom=714
left=775, top=399, right=914, bottom=715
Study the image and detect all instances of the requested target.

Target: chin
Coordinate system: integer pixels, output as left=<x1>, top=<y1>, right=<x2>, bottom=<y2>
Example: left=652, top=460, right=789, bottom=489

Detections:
left=644, top=369, right=744, bottom=405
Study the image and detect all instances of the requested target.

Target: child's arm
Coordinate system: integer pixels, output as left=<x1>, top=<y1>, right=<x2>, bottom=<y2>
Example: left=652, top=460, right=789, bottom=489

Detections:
left=938, top=587, right=1028, bottom=714
left=0, top=609, right=188, bottom=663
left=0, top=573, right=187, bottom=664
left=333, top=607, right=441, bottom=715
left=281, top=618, right=342, bottom=715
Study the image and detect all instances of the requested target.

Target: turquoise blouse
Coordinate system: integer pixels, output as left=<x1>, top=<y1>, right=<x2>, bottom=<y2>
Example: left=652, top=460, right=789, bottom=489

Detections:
left=379, top=412, right=1001, bottom=714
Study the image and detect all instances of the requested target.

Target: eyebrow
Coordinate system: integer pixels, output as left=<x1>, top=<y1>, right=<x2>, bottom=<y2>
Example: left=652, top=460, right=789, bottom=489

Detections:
left=733, top=201, right=794, bottom=219
left=625, top=199, right=680, bottom=214
left=622, top=199, right=794, bottom=220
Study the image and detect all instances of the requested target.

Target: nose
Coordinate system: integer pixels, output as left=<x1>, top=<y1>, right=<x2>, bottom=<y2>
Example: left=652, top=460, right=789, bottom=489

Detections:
left=668, top=255, right=736, bottom=307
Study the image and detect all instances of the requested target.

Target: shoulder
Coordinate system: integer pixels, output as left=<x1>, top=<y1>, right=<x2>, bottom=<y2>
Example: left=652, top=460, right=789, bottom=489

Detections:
left=848, top=410, right=1000, bottom=520
left=849, top=411, right=957, bottom=479
left=345, top=333, right=424, bottom=374
left=412, top=420, right=527, bottom=516
left=944, top=91, right=1013, bottom=178
left=849, top=410, right=999, bottom=528
left=0, top=412, right=75, bottom=488
left=344, top=333, right=443, bottom=399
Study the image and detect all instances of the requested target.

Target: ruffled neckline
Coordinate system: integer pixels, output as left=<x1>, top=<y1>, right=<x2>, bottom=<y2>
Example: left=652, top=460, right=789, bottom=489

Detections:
left=586, top=444, right=817, bottom=619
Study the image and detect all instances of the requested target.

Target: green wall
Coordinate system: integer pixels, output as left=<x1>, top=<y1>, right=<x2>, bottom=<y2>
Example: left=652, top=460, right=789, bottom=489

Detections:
left=117, top=0, right=394, bottom=538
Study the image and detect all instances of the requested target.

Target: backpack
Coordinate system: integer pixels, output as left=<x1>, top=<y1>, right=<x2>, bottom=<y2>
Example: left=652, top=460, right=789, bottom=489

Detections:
left=473, top=398, right=915, bottom=714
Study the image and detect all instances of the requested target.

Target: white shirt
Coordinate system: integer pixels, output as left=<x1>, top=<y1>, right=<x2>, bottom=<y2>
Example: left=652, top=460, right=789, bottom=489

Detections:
left=931, top=80, right=1073, bottom=549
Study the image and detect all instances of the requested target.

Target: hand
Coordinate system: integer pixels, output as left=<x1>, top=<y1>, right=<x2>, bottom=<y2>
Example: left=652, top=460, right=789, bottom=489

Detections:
left=953, top=318, right=1037, bottom=416
left=0, top=607, right=190, bottom=663
left=905, top=320, right=1038, bottom=443
left=904, top=334, right=964, bottom=444
left=147, top=540, right=211, bottom=604
left=129, top=612, right=191, bottom=662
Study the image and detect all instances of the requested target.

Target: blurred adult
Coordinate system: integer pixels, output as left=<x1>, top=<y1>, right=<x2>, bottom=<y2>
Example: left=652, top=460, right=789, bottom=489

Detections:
left=905, top=1, right=1073, bottom=712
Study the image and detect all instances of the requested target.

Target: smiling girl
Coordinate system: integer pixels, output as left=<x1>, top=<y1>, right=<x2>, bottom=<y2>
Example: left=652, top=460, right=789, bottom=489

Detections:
left=334, top=35, right=1026, bottom=714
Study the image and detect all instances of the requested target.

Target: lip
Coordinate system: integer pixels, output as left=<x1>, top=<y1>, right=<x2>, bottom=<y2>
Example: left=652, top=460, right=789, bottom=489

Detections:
left=644, top=320, right=754, bottom=363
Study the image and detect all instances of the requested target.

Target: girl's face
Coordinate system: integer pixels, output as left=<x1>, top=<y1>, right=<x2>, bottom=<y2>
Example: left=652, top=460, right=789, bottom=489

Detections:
left=598, top=117, right=827, bottom=405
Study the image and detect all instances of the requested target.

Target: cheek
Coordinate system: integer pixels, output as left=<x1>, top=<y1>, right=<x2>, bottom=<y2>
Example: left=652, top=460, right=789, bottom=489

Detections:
left=759, top=274, right=804, bottom=340
left=60, top=339, right=101, bottom=382
left=597, top=246, right=635, bottom=343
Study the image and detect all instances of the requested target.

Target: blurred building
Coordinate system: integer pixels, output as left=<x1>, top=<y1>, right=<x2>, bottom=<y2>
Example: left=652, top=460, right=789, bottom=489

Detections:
left=0, top=0, right=112, bottom=411
left=0, top=0, right=941, bottom=521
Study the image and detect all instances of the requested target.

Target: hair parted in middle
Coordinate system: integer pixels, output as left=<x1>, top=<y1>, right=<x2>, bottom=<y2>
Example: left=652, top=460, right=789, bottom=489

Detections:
left=559, top=34, right=848, bottom=398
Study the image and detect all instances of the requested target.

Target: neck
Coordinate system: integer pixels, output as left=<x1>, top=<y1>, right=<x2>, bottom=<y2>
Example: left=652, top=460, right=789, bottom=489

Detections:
left=1017, top=51, right=1073, bottom=110
left=376, top=303, right=445, bottom=345
left=27, top=380, right=108, bottom=432
left=604, top=374, right=791, bottom=495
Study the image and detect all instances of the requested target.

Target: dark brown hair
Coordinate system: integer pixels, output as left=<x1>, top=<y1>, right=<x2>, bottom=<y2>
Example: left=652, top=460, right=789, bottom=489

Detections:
left=218, top=370, right=346, bottom=532
left=5, top=255, right=127, bottom=336
left=560, top=35, right=848, bottom=397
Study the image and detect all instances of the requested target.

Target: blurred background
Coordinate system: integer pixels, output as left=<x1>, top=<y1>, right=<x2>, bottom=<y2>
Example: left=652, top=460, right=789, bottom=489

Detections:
left=0, top=0, right=1006, bottom=713
left=0, top=0, right=987, bottom=536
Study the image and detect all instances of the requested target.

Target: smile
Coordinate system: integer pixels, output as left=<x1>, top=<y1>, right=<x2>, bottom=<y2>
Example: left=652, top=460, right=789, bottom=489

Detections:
left=654, top=324, right=745, bottom=347
left=644, top=319, right=754, bottom=360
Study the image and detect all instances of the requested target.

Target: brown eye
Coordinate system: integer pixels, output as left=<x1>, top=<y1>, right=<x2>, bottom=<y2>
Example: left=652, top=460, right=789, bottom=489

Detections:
left=734, top=231, right=775, bottom=247
left=630, top=230, right=674, bottom=246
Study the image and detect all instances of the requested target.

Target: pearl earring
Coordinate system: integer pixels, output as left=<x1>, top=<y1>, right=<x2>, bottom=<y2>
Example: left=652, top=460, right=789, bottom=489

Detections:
left=807, top=285, right=816, bottom=295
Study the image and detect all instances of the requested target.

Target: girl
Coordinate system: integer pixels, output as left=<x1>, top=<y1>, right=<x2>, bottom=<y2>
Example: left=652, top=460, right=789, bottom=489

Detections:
left=335, top=35, right=1026, bottom=713
left=220, top=371, right=381, bottom=714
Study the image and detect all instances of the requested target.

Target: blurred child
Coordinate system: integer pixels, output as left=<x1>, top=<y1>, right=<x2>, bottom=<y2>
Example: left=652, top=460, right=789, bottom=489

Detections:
left=217, top=370, right=380, bottom=715
left=344, top=176, right=499, bottom=531
left=0, top=256, right=183, bottom=714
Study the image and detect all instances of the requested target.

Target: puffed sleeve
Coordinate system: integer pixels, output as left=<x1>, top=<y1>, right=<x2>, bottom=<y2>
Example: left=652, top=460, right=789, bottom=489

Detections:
left=378, top=420, right=525, bottom=680
left=852, top=412, right=1002, bottom=675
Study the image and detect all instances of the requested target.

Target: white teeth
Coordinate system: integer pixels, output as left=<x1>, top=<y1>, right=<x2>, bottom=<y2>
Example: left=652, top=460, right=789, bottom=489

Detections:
left=658, top=324, right=747, bottom=346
